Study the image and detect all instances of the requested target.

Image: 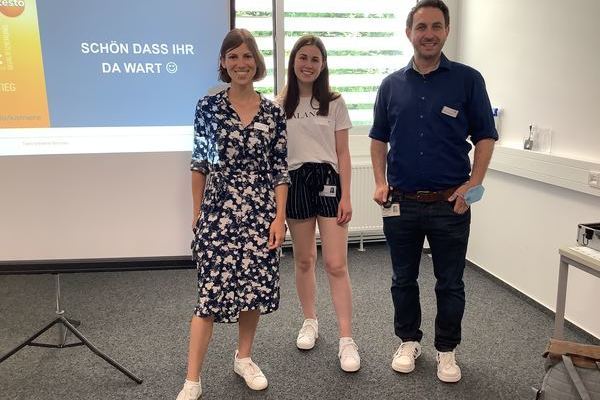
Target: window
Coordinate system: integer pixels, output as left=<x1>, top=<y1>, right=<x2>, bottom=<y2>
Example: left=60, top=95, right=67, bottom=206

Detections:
left=235, top=0, right=275, bottom=97
left=235, top=0, right=415, bottom=129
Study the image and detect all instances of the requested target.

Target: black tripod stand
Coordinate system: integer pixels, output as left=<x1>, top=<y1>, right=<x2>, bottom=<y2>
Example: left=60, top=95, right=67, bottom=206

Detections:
left=0, top=274, right=142, bottom=384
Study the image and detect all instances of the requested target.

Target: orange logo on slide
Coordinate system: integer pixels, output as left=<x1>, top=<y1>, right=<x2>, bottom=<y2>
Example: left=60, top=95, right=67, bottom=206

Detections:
left=0, top=0, right=26, bottom=17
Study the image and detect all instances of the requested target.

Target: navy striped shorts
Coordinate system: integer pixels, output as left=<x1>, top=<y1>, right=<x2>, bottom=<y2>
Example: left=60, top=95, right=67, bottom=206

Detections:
left=286, top=162, right=341, bottom=219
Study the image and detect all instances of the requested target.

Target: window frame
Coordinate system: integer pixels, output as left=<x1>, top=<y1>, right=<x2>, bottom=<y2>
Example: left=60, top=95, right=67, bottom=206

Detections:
left=231, top=0, right=419, bottom=133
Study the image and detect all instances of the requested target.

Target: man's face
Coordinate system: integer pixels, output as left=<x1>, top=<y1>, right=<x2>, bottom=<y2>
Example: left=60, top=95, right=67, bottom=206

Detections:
left=406, top=7, right=449, bottom=61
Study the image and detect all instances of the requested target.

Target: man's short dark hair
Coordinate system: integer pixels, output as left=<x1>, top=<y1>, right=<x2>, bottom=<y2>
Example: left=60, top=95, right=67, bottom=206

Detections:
left=406, top=0, right=450, bottom=29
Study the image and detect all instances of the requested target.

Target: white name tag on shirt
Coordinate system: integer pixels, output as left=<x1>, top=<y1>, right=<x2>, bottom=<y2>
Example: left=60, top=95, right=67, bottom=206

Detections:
left=381, top=203, right=401, bottom=217
left=319, top=185, right=337, bottom=197
left=441, top=106, right=459, bottom=118
left=254, top=122, right=269, bottom=132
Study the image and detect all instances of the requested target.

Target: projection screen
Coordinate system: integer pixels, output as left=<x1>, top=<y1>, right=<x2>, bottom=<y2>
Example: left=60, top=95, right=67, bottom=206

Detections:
left=0, top=0, right=232, bottom=266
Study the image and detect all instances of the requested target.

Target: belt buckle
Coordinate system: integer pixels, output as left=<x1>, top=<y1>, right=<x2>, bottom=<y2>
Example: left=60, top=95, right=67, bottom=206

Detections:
left=416, top=190, right=433, bottom=201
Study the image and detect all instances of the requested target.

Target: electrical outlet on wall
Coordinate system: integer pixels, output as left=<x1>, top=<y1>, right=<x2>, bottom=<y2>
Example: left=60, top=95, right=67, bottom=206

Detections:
left=589, top=171, right=600, bottom=189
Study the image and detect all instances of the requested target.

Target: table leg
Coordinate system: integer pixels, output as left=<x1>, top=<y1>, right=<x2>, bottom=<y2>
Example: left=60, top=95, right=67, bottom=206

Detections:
left=553, top=257, right=569, bottom=339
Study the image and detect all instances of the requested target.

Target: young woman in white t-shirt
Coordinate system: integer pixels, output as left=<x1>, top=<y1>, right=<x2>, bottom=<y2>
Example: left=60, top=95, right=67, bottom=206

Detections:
left=279, top=35, right=360, bottom=372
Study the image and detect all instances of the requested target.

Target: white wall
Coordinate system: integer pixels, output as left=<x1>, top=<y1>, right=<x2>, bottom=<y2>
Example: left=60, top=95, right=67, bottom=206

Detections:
left=458, top=0, right=600, bottom=161
left=0, top=153, right=192, bottom=260
left=457, top=0, right=600, bottom=337
left=442, top=0, right=460, bottom=59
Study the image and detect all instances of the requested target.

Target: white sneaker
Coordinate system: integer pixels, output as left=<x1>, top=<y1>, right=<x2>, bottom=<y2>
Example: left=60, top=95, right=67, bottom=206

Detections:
left=338, top=337, right=361, bottom=372
left=436, top=350, right=462, bottom=383
left=391, top=341, right=422, bottom=373
left=233, top=351, right=268, bottom=391
left=296, top=319, right=318, bottom=350
left=175, top=379, right=201, bottom=400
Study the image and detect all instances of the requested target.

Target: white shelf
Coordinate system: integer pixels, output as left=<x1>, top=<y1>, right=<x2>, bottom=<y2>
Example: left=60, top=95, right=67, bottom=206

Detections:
left=489, top=146, right=600, bottom=197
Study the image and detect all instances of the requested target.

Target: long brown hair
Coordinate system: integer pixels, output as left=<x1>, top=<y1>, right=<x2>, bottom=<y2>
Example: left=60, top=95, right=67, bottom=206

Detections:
left=281, top=35, right=340, bottom=119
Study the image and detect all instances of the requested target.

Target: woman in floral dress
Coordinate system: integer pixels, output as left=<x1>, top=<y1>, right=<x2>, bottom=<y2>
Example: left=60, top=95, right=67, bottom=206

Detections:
left=176, top=29, right=289, bottom=400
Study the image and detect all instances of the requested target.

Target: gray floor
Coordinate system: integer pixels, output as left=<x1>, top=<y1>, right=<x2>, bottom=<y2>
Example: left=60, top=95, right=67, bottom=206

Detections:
left=1, top=243, right=598, bottom=400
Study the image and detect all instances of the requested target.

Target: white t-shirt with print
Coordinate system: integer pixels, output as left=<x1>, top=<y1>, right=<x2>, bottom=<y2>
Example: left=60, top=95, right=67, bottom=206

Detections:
left=286, top=95, right=352, bottom=172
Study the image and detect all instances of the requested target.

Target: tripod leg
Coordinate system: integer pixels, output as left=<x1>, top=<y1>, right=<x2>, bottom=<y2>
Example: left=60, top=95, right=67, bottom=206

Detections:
left=57, top=318, right=81, bottom=347
left=66, top=318, right=81, bottom=328
left=0, top=318, right=61, bottom=363
left=61, top=317, right=143, bottom=384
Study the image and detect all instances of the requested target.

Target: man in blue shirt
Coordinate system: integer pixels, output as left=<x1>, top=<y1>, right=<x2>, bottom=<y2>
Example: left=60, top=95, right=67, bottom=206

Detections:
left=369, top=0, right=497, bottom=383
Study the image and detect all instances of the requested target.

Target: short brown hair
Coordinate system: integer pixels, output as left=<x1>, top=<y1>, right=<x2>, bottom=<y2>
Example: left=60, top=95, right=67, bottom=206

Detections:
left=218, top=28, right=266, bottom=83
left=406, top=0, right=450, bottom=29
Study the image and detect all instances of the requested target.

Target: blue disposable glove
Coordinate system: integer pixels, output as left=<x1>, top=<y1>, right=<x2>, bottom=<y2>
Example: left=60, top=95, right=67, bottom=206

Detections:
left=464, top=184, right=485, bottom=205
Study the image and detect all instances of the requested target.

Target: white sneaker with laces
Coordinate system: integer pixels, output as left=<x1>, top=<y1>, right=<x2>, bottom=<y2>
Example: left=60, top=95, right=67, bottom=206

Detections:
left=436, top=350, right=462, bottom=383
left=338, top=337, right=361, bottom=372
left=391, top=341, right=422, bottom=373
left=296, top=318, right=318, bottom=350
left=175, top=379, right=201, bottom=400
left=233, top=351, right=268, bottom=391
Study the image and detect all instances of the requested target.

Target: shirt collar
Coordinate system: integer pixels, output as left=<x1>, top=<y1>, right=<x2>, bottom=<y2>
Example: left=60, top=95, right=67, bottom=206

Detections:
left=406, top=52, right=452, bottom=74
left=218, top=87, right=268, bottom=117
left=219, top=87, right=265, bottom=106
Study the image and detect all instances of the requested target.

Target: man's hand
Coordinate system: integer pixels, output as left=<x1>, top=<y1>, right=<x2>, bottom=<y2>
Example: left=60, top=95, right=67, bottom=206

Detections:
left=268, top=217, right=286, bottom=250
left=447, top=184, right=470, bottom=214
left=373, top=183, right=389, bottom=205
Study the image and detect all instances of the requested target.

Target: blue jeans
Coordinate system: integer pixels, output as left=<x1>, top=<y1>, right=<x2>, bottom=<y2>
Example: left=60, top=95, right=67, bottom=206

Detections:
left=383, top=200, right=470, bottom=352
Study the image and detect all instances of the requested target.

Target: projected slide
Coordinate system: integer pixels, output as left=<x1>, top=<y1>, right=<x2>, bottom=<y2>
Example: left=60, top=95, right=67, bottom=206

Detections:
left=0, top=0, right=229, bottom=154
left=0, top=0, right=49, bottom=128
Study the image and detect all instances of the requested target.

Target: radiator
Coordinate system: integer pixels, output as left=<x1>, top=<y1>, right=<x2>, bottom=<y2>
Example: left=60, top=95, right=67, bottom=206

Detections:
left=347, top=162, right=384, bottom=239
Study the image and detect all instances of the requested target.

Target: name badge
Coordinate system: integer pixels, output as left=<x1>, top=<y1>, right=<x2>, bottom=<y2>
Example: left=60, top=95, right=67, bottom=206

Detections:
left=319, top=185, right=337, bottom=197
left=254, top=122, right=269, bottom=132
left=441, top=106, right=459, bottom=118
left=381, top=203, right=401, bottom=217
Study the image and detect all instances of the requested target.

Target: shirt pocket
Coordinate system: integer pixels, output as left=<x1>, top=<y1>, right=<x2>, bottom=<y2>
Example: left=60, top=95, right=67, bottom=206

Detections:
left=433, top=99, right=466, bottom=129
left=436, top=101, right=463, bottom=118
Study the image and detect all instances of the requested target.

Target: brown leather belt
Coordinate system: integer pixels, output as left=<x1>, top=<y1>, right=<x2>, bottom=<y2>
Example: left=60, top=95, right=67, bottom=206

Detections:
left=390, top=185, right=460, bottom=203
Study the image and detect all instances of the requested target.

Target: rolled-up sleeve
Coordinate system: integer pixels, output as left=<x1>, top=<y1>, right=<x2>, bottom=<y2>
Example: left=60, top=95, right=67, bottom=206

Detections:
left=190, top=98, right=210, bottom=175
left=466, top=71, right=498, bottom=144
left=270, top=105, right=290, bottom=187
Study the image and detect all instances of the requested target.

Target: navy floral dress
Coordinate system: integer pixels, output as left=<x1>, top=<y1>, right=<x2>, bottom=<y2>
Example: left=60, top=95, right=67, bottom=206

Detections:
left=190, top=89, right=289, bottom=323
